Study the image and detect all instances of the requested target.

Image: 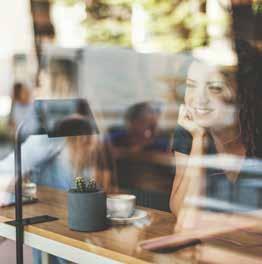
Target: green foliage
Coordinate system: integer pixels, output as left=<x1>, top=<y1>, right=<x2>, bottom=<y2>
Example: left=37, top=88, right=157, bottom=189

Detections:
left=75, top=176, right=87, bottom=192
left=86, top=178, right=97, bottom=192
left=55, top=0, right=210, bottom=51
left=75, top=176, right=97, bottom=193
left=0, top=118, right=11, bottom=142
left=141, top=0, right=208, bottom=52
left=52, top=0, right=80, bottom=6
left=83, top=0, right=132, bottom=47
left=253, top=1, right=262, bottom=14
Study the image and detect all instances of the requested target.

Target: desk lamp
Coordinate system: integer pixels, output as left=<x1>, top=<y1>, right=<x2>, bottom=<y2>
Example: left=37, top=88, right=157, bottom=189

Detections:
left=7, top=98, right=98, bottom=264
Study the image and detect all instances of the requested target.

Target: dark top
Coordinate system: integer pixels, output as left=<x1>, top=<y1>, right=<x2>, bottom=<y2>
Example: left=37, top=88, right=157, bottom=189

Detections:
left=172, top=125, right=262, bottom=212
left=108, top=129, right=170, bottom=153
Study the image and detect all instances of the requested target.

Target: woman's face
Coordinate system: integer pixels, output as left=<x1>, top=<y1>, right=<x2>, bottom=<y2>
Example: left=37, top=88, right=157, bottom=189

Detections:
left=185, top=61, right=237, bottom=129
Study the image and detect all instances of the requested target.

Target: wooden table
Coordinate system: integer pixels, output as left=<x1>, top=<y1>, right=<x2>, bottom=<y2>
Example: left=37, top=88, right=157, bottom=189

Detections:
left=1, top=186, right=262, bottom=264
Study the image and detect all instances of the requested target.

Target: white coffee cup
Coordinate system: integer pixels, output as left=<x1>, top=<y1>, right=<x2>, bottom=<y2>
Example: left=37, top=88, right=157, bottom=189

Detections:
left=107, top=194, right=136, bottom=218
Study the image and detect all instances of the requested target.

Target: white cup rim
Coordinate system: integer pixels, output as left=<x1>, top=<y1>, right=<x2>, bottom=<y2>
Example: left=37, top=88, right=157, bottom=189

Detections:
left=107, top=194, right=136, bottom=200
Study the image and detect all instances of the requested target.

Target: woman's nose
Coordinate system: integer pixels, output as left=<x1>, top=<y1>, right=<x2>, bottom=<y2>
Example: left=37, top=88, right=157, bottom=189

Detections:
left=195, top=87, right=209, bottom=106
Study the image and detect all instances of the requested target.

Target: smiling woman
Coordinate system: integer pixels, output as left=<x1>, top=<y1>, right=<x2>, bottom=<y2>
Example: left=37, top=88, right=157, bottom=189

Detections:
left=184, top=61, right=237, bottom=130
left=169, top=39, right=262, bottom=225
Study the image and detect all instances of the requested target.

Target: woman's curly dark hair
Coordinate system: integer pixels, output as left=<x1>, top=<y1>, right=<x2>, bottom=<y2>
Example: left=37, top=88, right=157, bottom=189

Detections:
left=234, top=40, right=262, bottom=157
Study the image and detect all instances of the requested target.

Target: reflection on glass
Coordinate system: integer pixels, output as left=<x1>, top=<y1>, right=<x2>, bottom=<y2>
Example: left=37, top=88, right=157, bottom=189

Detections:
left=0, top=18, right=261, bottom=264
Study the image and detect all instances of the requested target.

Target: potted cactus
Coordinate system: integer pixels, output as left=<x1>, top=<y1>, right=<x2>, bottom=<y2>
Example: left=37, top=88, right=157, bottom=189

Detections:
left=68, top=176, right=107, bottom=232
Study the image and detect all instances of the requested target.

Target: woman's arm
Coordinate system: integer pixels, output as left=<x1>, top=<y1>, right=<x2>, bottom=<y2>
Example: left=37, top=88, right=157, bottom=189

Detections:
left=169, top=105, right=207, bottom=218
left=0, top=135, right=63, bottom=191
left=169, top=151, right=188, bottom=215
left=170, top=135, right=206, bottom=217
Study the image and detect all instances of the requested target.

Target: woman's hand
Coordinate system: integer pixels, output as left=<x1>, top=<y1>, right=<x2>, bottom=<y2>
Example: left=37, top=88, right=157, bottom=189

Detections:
left=177, top=104, right=206, bottom=138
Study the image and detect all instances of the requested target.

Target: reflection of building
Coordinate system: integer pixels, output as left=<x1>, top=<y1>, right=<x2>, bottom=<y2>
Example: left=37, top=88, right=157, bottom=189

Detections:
left=40, top=46, right=81, bottom=97
left=12, top=54, right=33, bottom=84
left=48, top=58, right=77, bottom=96
left=41, top=45, right=192, bottom=130
left=0, top=0, right=35, bottom=95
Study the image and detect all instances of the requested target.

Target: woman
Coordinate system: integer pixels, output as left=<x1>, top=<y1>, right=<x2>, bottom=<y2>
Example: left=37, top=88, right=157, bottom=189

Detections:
left=169, top=40, right=262, bottom=222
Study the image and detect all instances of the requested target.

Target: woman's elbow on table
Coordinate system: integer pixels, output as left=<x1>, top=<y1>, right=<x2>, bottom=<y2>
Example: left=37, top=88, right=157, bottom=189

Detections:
left=169, top=193, right=179, bottom=217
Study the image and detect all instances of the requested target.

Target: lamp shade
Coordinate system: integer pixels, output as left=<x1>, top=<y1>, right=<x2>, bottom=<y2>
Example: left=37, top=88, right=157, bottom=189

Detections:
left=21, top=98, right=99, bottom=139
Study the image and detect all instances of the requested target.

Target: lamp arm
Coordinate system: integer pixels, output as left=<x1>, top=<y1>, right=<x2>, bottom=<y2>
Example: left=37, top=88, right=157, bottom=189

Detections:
left=15, top=122, right=25, bottom=264
left=13, top=120, right=58, bottom=264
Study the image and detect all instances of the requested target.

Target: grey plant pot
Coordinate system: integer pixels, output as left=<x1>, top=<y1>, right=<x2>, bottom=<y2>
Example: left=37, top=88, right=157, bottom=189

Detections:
left=68, top=190, right=107, bottom=232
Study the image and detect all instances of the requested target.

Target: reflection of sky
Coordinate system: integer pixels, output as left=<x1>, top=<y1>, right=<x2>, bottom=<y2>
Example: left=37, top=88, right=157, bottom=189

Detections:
left=176, top=154, right=262, bottom=175
left=0, top=1, right=34, bottom=94
left=0, top=0, right=33, bottom=56
left=0, top=96, right=11, bottom=117
left=175, top=153, right=262, bottom=213
left=51, top=2, right=86, bottom=48
left=185, top=196, right=256, bottom=213
left=80, top=47, right=193, bottom=109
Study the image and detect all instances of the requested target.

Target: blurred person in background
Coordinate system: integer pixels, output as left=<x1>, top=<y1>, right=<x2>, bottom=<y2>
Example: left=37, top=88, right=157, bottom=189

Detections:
left=169, top=40, right=262, bottom=229
left=8, top=82, right=32, bottom=132
left=107, top=101, right=170, bottom=156
left=106, top=102, right=174, bottom=212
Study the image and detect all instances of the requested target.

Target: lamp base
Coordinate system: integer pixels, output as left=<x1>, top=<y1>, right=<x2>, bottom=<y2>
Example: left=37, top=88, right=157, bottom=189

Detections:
left=6, top=215, right=58, bottom=226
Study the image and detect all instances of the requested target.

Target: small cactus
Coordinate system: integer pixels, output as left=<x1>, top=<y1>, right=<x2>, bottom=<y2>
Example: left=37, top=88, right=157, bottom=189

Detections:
left=75, top=176, right=87, bottom=192
left=86, top=178, right=97, bottom=192
left=75, top=176, right=97, bottom=193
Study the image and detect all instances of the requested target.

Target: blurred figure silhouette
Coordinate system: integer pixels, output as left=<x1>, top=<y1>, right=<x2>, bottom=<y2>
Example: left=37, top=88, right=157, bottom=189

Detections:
left=108, top=101, right=170, bottom=155
left=8, top=82, right=32, bottom=132
left=106, top=101, right=173, bottom=212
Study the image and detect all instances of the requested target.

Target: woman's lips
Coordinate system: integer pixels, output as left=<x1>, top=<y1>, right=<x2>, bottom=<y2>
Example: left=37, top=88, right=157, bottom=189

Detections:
left=194, top=108, right=214, bottom=115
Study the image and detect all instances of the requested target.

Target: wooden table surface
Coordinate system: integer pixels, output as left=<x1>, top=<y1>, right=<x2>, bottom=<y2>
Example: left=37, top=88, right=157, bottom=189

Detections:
left=1, top=186, right=262, bottom=263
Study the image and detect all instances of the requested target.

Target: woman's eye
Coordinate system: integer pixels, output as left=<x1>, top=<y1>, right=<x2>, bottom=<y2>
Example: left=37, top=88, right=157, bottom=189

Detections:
left=209, top=86, right=223, bottom=93
left=186, top=83, right=196, bottom=88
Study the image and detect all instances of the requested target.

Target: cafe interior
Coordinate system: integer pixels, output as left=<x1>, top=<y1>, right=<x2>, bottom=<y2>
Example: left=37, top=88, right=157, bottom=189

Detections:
left=0, top=0, right=262, bottom=263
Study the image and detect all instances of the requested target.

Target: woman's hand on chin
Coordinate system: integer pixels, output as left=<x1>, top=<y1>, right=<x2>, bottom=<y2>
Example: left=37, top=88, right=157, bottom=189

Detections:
left=178, top=104, right=207, bottom=138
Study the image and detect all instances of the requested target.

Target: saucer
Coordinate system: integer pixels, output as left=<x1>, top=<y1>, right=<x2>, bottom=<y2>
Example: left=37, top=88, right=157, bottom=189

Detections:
left=107, top=209, right=148, bottom=225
